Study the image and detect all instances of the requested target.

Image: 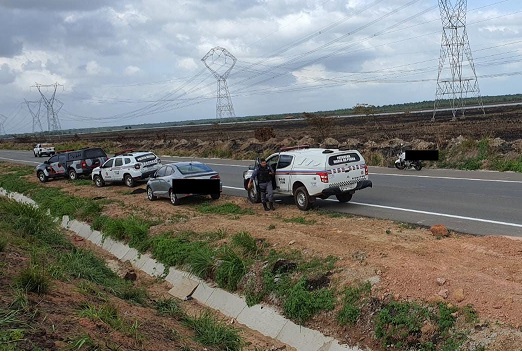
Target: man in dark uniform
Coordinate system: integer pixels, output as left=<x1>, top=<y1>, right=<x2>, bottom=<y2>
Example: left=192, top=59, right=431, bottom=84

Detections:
left=248, top=158, right=275, bottom=211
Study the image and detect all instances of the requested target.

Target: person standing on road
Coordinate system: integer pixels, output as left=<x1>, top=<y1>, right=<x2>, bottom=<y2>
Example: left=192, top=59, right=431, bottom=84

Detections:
left=248, top=158, right=275, bottom=211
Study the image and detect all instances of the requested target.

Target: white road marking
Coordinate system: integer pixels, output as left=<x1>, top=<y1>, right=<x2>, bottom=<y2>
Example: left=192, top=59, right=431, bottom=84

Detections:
left=373, top=172, right=522, bottom=184
left=0, top=157, right=39, bottom=165
left=223, top=185, right=522, bottom=229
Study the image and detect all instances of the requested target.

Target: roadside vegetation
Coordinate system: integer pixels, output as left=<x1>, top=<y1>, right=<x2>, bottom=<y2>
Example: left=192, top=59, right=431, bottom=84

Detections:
left=0, top=162, right=488, bottom=350
left=0, top=179, right=245, bottom=350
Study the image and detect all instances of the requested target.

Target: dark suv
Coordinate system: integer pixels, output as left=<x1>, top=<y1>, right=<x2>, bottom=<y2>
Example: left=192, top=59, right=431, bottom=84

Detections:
left=36, top=147, right=108, bottom=182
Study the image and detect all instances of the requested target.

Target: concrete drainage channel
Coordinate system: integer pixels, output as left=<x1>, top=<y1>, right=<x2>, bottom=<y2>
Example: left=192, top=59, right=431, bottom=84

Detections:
left=1, top=188, right=357, bottom=351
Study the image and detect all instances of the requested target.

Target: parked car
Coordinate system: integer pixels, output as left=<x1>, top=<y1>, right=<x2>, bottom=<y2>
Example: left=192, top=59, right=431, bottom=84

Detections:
left=36, top=147, right=108, bottom=182
left=33, top=143, right=55, bottom=157
left=243, top=146, right=372, bottom=210
left=92, top=151, right=162, bottom=187
left=146, top=161, right=222, bottom=205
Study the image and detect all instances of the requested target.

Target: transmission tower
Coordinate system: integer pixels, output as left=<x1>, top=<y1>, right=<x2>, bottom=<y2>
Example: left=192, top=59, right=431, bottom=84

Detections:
left=25, top=99, right=44, bottom=133
left=0, top=114, right=7, bottom=136
left=32, top=82, right=63, bottom=131
left=432, top=0, right=484, bottom=121
left=201, top=47, right=237, bottom=119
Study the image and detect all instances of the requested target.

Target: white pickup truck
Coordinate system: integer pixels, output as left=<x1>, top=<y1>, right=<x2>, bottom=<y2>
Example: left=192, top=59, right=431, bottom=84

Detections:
left=243, top=146, right=372, bottom=210
left=33, top=143, right=55, bottom=157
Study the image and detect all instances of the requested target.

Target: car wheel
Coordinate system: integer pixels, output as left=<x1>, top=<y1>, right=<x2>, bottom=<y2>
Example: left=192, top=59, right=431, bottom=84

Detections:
left=34, top=152, right=37, bottom=157
left=124, top=174, right=135, bottom=187
left=147, top=186, right=157, bottom=201
left=93, top=175, right=105, bottom=187
left=68, top=169, right=77, bottom=180
left=247, top=185, right=261, bottom=203
left=335, top=193, right=352, bottom=203
left=414, top=162, right=422, bottom=171
left=37, top=171, right=48, bottom=183
left=169, top=189, right=180, bottom=205
left=210, top=193, right=220, bottom=200
left=294, top=186, right=311, bottom=211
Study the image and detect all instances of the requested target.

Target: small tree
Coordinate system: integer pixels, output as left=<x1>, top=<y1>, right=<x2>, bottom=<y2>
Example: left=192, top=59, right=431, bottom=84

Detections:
left=303, top=112, right=333, bottom=143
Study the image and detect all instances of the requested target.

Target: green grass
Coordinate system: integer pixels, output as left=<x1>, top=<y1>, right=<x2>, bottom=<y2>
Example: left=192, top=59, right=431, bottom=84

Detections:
left=186, top=244, right=215, bottom=279
left=184, top=311, right=243, bottom=351
left=282, top=279, right=335, bottom=323
left=375, top=301, right=431, bottom=349
left=283, top=216, right=316, bottom=225
left=196, top=202, right=255, bottom=215
left=79, top=303, right=141, bottom=339
left=231, top=231, right=260, bottom=258
left=0, top=237, right=7, bottom=252
left=215, top=246, right=248, bottom=291
left=0, top=310, right=25, bottom=351
left=67, top=334, right=98, bottom=350
left=93, top=215, right=151, bottom=252
left=155, top=298, right=185, bottom=319
left=337, top=282, right=372, bottom=326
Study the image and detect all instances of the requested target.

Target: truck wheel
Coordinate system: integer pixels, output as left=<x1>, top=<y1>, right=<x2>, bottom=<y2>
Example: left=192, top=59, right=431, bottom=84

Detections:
left=68, top=169, right=77, bottom=180
left=210, top=193, right=220, bottom=200
left=335, top=193, right=353, bottom=203
left=124, top=174, right=135, bottom=187
left=247, top=185, right=261, bottom=203
left=169, top=189, right=180, bottom=205
left=37, top=171, right=48, bottom=183
left=414, top=162, right=423, bottom=171
left=294, top=186, right=311, bottom=211
left=93, top=175, right=105, bottom=187
left=34, top=152, right=37, bottom=157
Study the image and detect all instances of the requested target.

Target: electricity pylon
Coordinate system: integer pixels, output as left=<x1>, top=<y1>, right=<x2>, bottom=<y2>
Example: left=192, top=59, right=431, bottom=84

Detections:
left=0, top=114, right=7, bottom=136
left=32, top=82, right=63, bottom=131
left=201, top=47, right=237, bottom=119
left=25, top=99, right=44, bottom=133
left=432, top=0, right=484, bottom=121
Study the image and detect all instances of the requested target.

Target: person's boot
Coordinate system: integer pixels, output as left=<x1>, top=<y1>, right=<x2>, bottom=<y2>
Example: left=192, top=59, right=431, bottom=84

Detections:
left=262, top=202, right=269, bottom=211
left=269, top=201, right=275, bottom=211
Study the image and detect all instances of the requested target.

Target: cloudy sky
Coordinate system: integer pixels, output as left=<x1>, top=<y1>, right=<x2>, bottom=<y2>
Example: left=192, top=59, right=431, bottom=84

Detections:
left=0, top=0, right=521, bottom=134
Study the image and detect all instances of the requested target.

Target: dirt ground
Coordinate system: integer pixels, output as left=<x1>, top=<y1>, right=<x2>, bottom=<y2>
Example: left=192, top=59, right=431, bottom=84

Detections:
left=15, top=174, right=522, bottom=350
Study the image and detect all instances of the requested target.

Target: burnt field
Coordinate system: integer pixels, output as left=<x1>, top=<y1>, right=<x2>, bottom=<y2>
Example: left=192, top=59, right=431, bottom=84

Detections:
left=35, top=104, right=522, bottom=145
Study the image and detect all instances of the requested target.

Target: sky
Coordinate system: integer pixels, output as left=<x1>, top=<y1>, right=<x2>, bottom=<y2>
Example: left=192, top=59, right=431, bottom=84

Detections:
left=0, top=0, right=521, bottom=134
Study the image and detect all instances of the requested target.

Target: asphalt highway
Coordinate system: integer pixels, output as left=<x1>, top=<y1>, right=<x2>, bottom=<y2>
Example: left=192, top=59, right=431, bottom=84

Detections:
left=1, top=149, right=521, bottom=237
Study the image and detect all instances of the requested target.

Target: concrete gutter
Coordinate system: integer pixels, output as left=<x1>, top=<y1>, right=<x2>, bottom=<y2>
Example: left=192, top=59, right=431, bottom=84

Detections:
left=1, top=187, right=358, bottom=351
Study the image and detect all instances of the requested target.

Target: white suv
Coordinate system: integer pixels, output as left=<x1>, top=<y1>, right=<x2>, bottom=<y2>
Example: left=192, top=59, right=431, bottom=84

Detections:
left=243, top=146, right=372, bottom=210
left=92, top=151, right=162, bottom=187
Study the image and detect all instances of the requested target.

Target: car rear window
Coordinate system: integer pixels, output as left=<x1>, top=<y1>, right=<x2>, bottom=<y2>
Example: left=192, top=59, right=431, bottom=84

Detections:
left=176, top=163, right=213, bottom=175
left=328, top=152, right=361, bottom=166
left=135, top=153, right=157, bottom=162
left=85, top=148, right=107, bottom=158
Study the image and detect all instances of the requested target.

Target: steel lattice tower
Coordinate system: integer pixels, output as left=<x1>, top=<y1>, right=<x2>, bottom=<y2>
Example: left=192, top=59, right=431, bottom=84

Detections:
left=0, top=114, right=7, bottom=136
left=202, top=47, right=237, bottom=119
left=432, top=0, right=484, bottom=121
left=25, top=99, right=44, bottom=133
left=32, top=82, right=63, bottom=131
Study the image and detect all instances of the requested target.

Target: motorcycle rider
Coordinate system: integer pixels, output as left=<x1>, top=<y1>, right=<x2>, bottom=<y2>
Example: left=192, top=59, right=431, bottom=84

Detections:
left=247, top=158, right=275, bottom=211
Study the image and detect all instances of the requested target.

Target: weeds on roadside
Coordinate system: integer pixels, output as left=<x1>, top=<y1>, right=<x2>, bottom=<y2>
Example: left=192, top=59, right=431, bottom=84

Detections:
left=282, top=279, right=335, bottom=324
left=67, top=334, right=98, bottom=350
left=155, top=298, right=185, bottom=319
left=215, top=246, right=248, bottom=291
left=196, top=202, right=254, bottom=215
left=283, top=216, right=316, bottom=225
left=337, top=282, right=372, bottom=326
left=184, top=310, right=243, bottom=351
left=231, top=231, right=260, bottom=258
left=0, top=237, right=7, bottom=252
left=15, top=262, right=51, bottom=294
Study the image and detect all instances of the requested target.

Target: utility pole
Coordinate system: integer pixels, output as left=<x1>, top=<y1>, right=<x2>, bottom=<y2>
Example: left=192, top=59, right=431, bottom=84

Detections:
left=32, top=82, right=63, bottom=131
left=432, top=0, right=484, bottom=121
left=202, top=47, right=237, bottom=119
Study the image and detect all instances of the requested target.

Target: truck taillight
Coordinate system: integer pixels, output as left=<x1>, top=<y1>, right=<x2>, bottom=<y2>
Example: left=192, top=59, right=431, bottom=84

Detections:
left=364, top=165, right=368, bottom=175
left=134, top=164, right=141, bottom=170
left=81, top=161, right=87, bottom=169
left=211, top=174, right=220, bottom=179
left=316, top=171, right=329, bottom=183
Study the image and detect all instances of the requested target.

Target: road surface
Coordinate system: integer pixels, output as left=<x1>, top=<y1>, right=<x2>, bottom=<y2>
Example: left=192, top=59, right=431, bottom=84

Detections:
left=1, top=149, right=521, bottom=237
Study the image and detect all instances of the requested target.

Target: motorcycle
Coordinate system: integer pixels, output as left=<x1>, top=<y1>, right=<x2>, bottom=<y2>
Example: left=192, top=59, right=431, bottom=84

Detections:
left=394, top=149, right=422, bottom=171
